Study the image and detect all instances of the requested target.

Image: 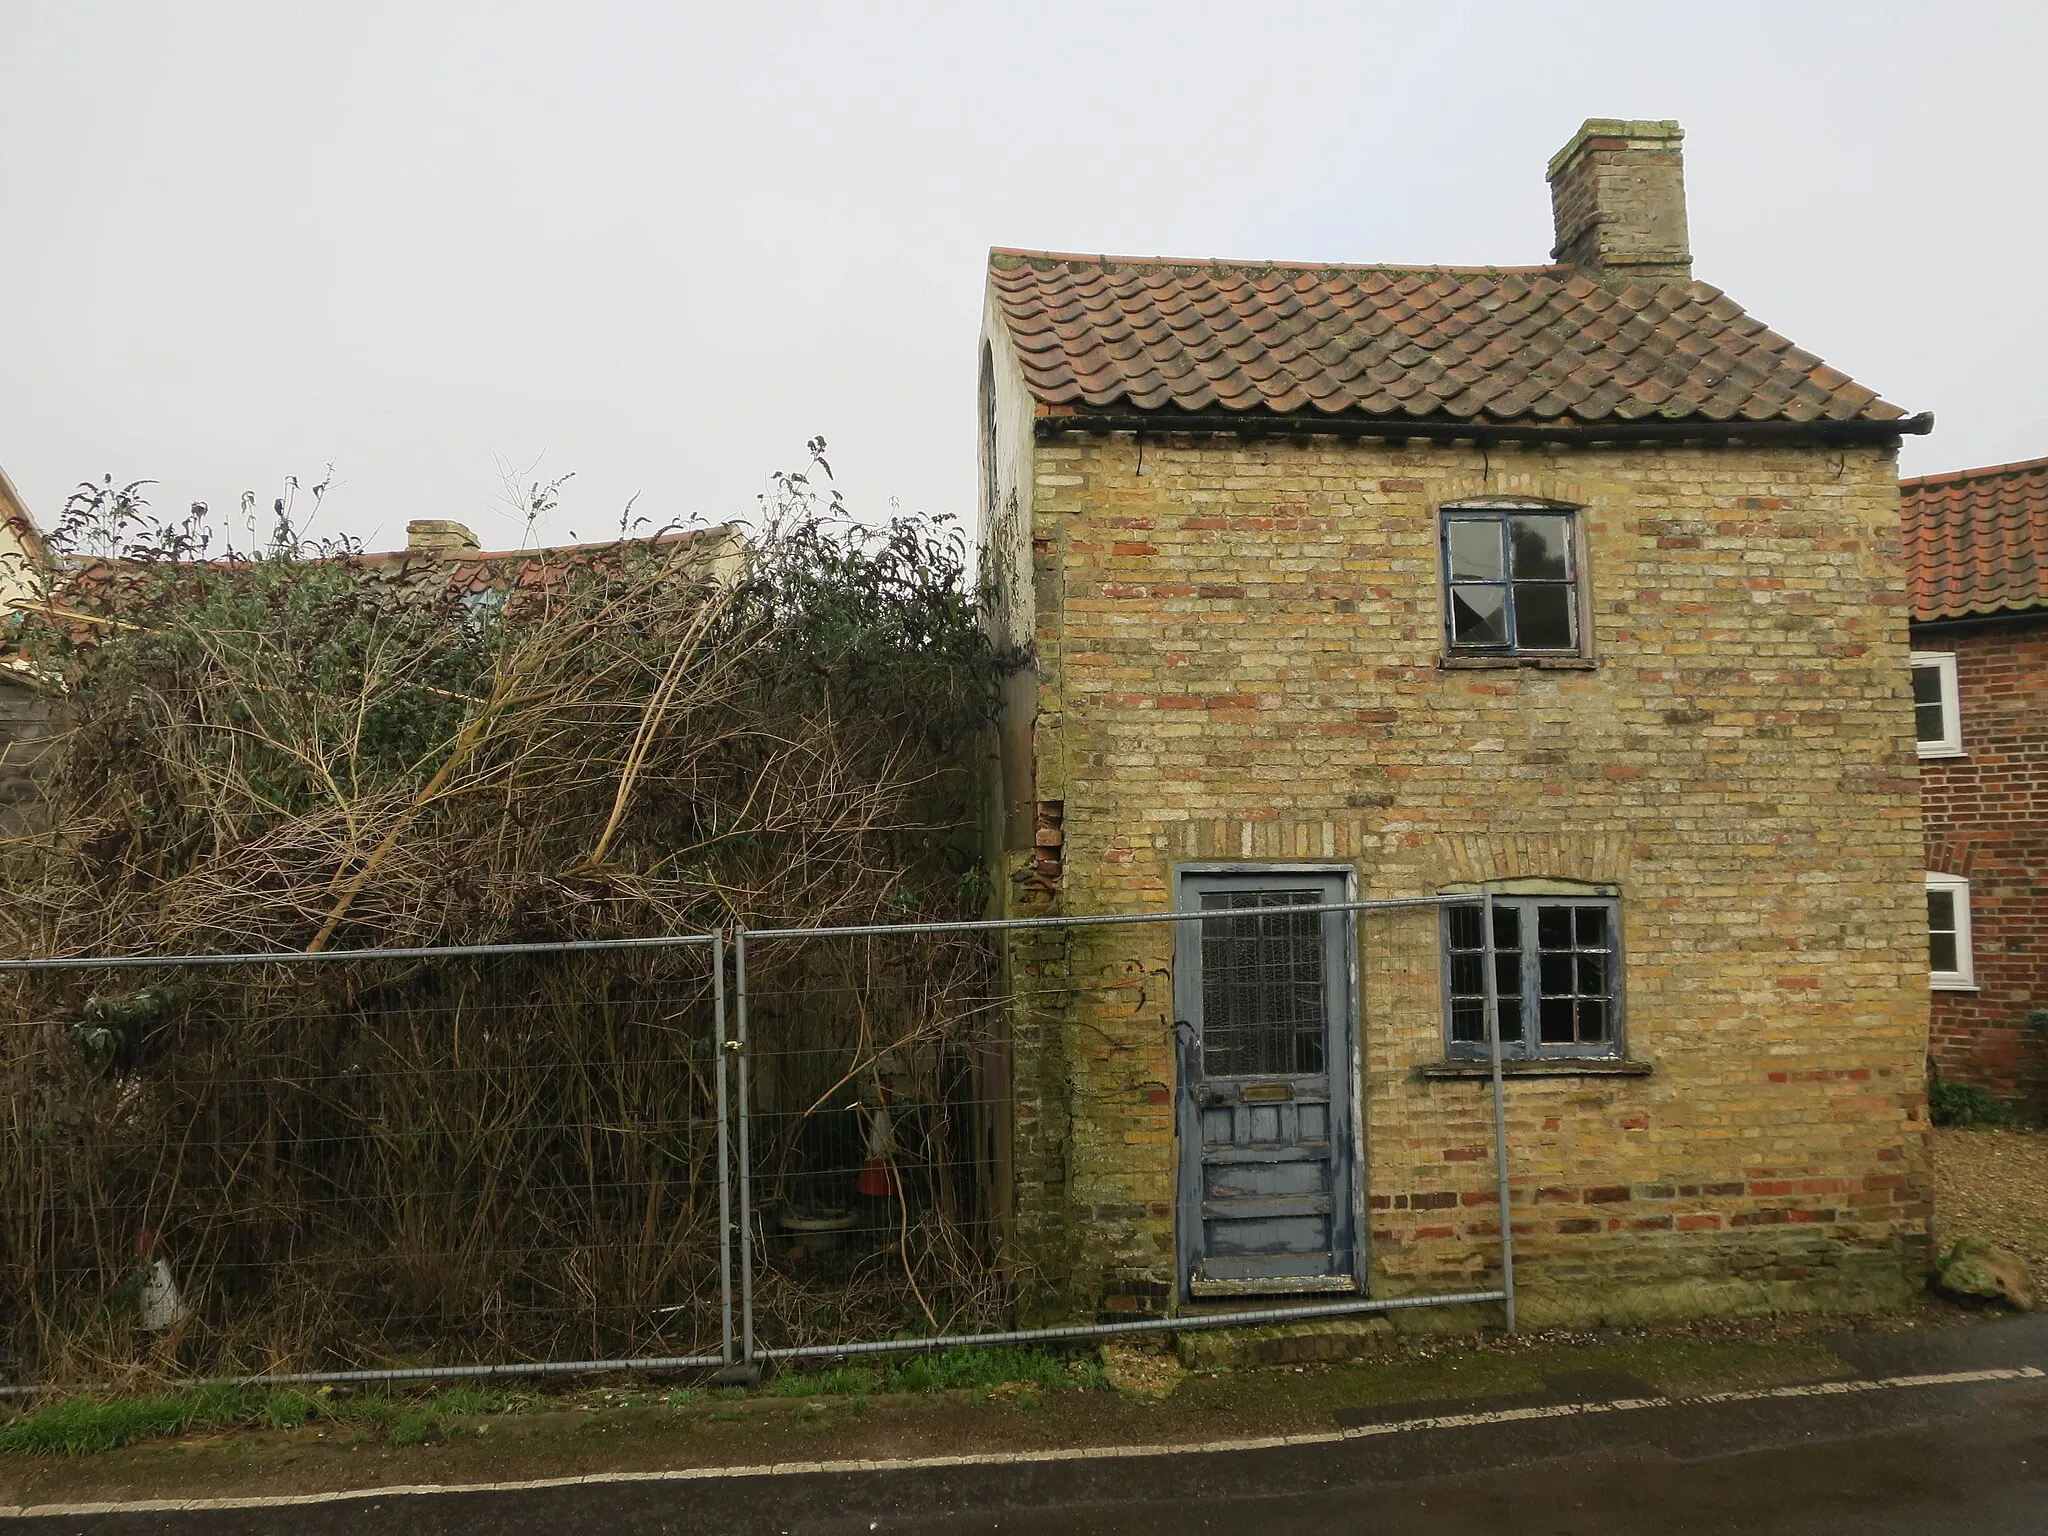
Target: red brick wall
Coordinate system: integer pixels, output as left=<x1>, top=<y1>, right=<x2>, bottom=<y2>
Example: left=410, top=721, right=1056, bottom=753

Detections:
left=1918, top=615, right=2048, bottom=1099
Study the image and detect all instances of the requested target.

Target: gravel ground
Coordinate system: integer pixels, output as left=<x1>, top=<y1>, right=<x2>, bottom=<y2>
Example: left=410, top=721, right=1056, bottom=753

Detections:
left=1934, top=1126, right=2048, bottom=1282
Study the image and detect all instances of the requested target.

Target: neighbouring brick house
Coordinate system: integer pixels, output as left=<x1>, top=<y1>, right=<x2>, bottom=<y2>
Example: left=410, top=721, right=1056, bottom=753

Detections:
left=1901, top=458, right=2048, bottom=1102
left=978, top=120, right=1937, bottom=1325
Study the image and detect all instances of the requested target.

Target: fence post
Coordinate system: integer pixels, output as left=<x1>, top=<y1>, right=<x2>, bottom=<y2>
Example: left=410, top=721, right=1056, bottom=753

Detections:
left=1479, top=881, right=1517, bottom=1331
left=735, top=926, right=757, bottom=1373
left=713, top=927, right=734, bottom=1367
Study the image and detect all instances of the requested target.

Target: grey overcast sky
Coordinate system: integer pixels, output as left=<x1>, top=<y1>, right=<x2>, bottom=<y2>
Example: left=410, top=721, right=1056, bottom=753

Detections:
left=1, top=3, right=2041, bottom=552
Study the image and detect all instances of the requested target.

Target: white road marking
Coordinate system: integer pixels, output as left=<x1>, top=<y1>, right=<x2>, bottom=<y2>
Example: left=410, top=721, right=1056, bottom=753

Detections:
left=1, top=1365, right=2039, bottom=1519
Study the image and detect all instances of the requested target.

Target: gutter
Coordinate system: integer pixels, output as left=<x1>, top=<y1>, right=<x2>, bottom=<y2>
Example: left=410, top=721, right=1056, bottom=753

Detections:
left=1033, top=409, right=1934, bottom=447
left=1908, top=608, right=2048, bottom=634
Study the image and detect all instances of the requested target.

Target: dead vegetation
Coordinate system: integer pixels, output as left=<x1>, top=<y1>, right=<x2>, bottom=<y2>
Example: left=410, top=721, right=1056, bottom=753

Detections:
left=0, top=452, right=1015, bottom=1386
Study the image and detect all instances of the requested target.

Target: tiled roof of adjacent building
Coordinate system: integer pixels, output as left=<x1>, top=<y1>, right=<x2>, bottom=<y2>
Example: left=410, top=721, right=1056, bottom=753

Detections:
left=1901, top=456, right=2048, bottom=622
left=988, top=251, right=1915, bottom=431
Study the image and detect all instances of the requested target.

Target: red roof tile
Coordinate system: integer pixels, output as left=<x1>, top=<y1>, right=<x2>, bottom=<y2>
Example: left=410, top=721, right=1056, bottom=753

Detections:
left=1901, top=456, right=2048, bottom=622
left=988, top=251, right=1911, bottom=430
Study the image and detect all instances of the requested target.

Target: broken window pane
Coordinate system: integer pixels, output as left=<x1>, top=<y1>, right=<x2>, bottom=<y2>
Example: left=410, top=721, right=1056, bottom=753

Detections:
left=1451, top=585, right=1509, bottom=646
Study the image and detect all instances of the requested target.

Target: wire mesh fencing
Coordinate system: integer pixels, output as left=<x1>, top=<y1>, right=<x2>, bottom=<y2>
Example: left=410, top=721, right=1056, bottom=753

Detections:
left=0, top=938, right=726, bottom=1387
left=733, top=925, right=1008, bottom=1358
left=1, top=896, right=1516, bottom=1392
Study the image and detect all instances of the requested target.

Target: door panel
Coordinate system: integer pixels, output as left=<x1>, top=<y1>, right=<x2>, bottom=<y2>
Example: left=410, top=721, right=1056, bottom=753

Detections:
left=1175, top=872, right=1358, bottom=1298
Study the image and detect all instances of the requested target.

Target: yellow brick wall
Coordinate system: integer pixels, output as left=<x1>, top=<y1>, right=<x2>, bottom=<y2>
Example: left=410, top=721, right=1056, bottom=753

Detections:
left=1000, top=431, right=1932, bottom=1324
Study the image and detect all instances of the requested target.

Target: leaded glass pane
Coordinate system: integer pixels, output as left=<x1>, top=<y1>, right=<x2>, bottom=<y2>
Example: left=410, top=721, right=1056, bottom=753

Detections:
left=1200, top=889, right=1326, bottom=1077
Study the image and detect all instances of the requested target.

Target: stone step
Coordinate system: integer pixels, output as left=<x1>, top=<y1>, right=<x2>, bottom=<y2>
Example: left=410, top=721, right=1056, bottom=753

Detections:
left=1176, top=1315, right=1394, bottom=1370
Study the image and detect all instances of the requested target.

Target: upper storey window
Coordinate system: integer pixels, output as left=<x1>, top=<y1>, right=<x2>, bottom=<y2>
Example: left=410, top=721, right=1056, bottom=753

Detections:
left=1441, top=507, right=1581, bottom=655
left=1910, top=652, right=1963, bottom=758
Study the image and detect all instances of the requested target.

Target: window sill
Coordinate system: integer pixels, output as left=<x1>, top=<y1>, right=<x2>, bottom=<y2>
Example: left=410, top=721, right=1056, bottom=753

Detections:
left=1417, top=1058, right=1652, bottom=1080
left=1438, top=654, right=1597, bottom=671
left=1916, top=747, right=1966, bottom=760
left=1930, top=979, right=1978, bottom=993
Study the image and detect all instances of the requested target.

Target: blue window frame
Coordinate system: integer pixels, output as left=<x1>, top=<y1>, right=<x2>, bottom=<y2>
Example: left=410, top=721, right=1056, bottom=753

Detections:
left=1441, top=508, right=1581, bottom=654
left=1442, top=896, right=1622, bottom=1060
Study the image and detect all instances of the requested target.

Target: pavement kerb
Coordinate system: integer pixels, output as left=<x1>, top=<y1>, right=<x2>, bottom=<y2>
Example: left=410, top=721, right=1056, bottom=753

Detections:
left=2, top=1365, right=2040, bottom=1520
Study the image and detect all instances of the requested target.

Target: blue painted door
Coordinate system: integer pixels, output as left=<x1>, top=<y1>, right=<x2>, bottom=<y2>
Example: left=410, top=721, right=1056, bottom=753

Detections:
left=1175, top=872, right=1358, bottom=1298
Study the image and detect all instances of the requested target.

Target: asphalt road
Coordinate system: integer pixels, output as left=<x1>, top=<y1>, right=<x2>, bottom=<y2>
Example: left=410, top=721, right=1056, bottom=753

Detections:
left=13, top=1318, right=2048, bottom=1535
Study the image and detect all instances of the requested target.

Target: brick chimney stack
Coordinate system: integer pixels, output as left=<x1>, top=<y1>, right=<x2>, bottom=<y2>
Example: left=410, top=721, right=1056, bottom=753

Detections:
left=1547, top=119, right=1692, bottom=290
left=406, top=519, right=480, bottom=554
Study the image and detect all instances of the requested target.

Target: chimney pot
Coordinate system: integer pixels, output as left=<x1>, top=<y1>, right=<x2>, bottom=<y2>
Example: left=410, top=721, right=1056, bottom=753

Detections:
left=1547, top=118, right=1691, bottom=290
left=406, top=519, right=480, bottom=554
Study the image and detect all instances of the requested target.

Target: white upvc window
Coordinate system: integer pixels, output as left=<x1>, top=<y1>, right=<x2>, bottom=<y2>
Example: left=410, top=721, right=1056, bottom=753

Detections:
left=1924, top=872, right=1975, bottom=990
left=1911, top=651, right=1963, bottom=758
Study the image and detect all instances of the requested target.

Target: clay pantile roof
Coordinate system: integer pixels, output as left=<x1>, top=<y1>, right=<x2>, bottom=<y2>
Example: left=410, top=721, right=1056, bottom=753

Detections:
left=988, top=251, right=1915, bottom=431
left=1901, top=456, right=2048, bottom=622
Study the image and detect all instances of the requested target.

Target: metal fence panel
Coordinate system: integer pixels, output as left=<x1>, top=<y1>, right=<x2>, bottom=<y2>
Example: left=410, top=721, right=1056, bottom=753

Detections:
left=732, top=926, right=1007, bottom=1361
left=0, top=938, right=723, bottom=1387
left=0, top=897, right=1514, bottom=1392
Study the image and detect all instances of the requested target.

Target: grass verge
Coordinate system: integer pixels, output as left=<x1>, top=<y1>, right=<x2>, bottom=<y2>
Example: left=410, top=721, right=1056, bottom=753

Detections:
left=0, top=1383, right=524, bottom=1456
left=769, top=1345, right=1106, bottom=1399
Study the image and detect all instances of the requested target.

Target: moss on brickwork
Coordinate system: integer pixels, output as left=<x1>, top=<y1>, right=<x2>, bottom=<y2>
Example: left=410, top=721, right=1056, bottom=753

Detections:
left=991, top=430, right=1933, bottom=1321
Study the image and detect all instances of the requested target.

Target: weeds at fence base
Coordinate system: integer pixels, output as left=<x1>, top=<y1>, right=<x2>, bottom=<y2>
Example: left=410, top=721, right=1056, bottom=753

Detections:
left=766, top=1345, right=1107, bottom=1400
left=0, top=1383, right=531, bottom=1457
left=0, top=1347, right=1106, bottom=1457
